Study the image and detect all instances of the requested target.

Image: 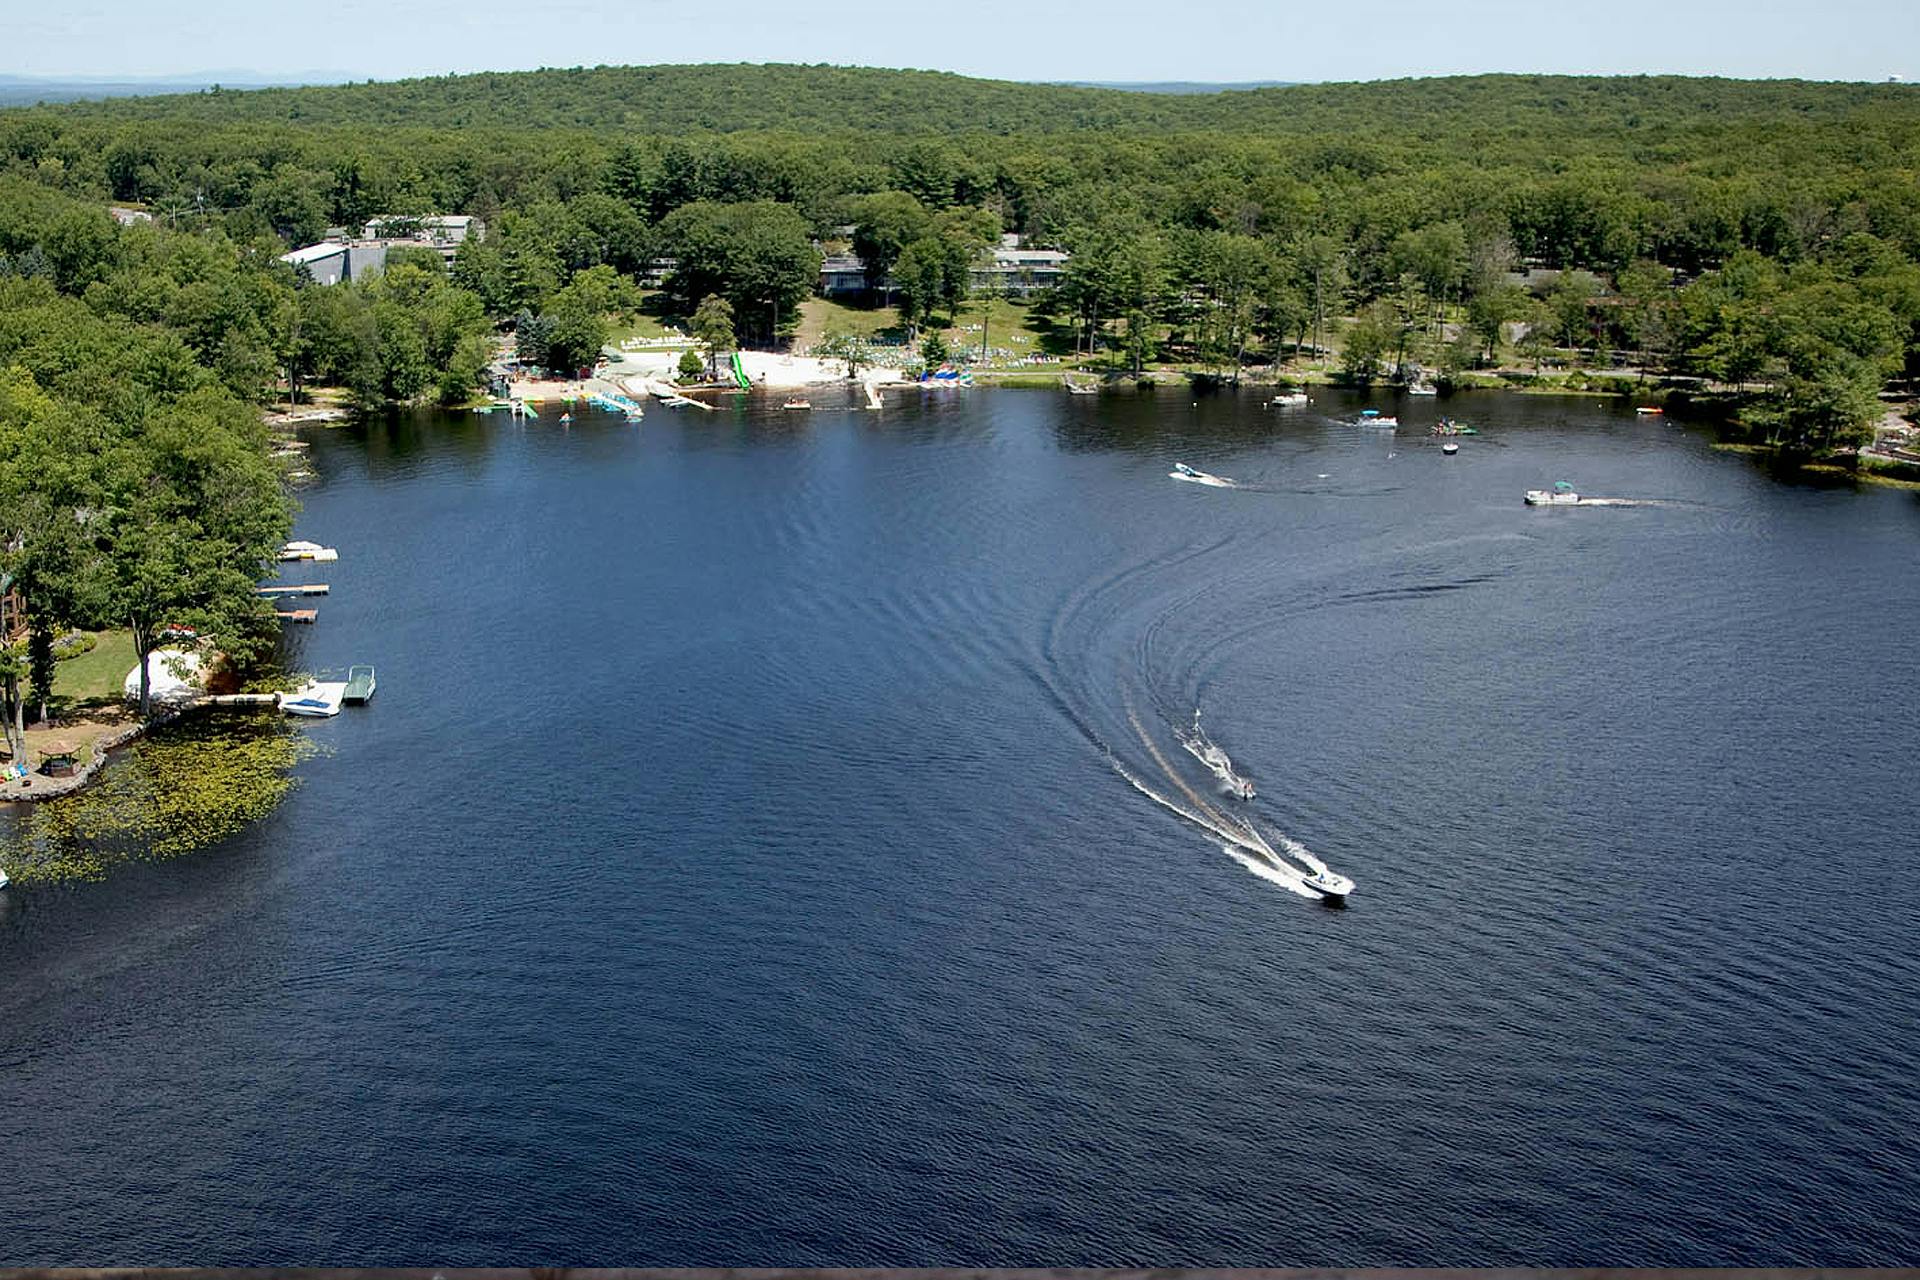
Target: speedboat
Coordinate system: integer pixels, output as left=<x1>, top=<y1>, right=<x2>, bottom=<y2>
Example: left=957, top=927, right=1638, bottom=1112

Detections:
left=0, top=866, right=10, bottom=890
left=1525, top=482, right=1581, bottom=506
left=1177, top=711, right=1255, bottom=800
left=1170, top=462, right=1235, bottom=487
left=1304, top=868, right=1354, bottom=902
left=1359, top=412, right=1399, bottom=427
left=280, top=681, right=347, bottom=718
left=1635, top=406, right=1664, bottom=416
left=1442, top=441, right=1459, bottom=455
left=1407, top=382, right=1437, bottom=396
left=1269, top=391, right=1308, bottom=406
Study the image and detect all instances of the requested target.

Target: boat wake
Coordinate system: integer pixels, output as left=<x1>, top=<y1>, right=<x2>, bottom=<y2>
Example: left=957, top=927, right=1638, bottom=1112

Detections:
left=1119, top=706, right=1324, bottom=898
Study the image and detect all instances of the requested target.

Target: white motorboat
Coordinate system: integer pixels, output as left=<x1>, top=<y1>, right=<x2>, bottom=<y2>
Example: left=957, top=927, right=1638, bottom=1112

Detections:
left=1407, top=381, right=1438, bottom=396
left=1442, top=441, right=1460, bottom=455
left=279, top=539, right=339, bottom=562
left=1269, top=391, right=1308, bottom=406
left=1177, top=710, right=1255, bottom=800
left=1170, top=462, right=1235, bottom=487
left=1304, top=867, right=1355, bottom=901
left=1525, top=482, right=1581, bottom=505
left=280, top=681, right=347, bottom=718
left=0, top=866, right=10, bottom=890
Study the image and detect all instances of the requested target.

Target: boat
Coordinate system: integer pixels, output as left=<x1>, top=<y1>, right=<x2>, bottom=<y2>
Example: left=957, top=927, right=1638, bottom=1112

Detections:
left=1169, top=462, right=1235, bottom=487
left=1065, top=378, right=1100, bottom=396
left=279, top=540, right=338, bottom=562
left=781, top=398, right=813, bottom=411
left=1635, top=406, right=1665, bottom=416
left=559, top=412, right=572, bottom=424
left=1442, top=441, right=1460, bottom=455
left=280, top=681, right=347, bottom=718
left=1358, top=411, right=1399, bottom=427
left=0, top=866, right=9, bottom=890
left=343, top=665, right=377, bottom=705
left=1525, top=481, right=1581, bottom=505
left=1304, top=867, right=1355, bottom=902
left=1407, top=381, right=1438, bottom=397
left=1430, top=418, right=1477, bottom=436
left=1269, top=391, right=1308, bottom=406
left=1176, top=710, right=1255, bottom=800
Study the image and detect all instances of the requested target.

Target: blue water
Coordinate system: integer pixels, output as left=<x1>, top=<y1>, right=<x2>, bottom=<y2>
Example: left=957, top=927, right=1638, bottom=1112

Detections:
left=3, top=387, right=1918, bottom=1262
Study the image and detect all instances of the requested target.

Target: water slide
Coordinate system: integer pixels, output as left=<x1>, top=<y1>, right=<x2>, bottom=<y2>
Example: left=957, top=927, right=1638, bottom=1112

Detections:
left=729, top=352, right=751, bottom=389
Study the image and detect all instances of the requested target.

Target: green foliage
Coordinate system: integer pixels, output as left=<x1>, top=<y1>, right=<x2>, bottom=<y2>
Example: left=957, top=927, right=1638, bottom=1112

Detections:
left=50, top=631, right=97, bottom=660
left=677, top=349, right=706, bottom=382
left=691, top=293, right=736, bottom=374
left=0, top=718, right=320, bottom=885
left=660, top=200, right=820, bottom=345
left=920, top=331, right=949, bottom=367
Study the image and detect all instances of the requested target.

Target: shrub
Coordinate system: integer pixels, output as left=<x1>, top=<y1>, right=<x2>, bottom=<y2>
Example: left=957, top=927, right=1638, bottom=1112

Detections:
left=51, top=632, right=98, bottom=661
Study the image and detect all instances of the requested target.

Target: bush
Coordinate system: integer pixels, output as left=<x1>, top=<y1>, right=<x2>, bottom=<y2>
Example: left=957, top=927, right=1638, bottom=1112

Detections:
left=51, top=632, right=97, bottom=661
left=677, top=349, right=706, bottom=382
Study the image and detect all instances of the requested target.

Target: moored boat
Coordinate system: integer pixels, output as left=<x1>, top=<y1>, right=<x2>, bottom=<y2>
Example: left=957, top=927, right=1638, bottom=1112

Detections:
left=280, top=681, right=347, bottom=718
left=782, top=398, right=813, bottom=411
left=343, top=665, right=377, bottom=705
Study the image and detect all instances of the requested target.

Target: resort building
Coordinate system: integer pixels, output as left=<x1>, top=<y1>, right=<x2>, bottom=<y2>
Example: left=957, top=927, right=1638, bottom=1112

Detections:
left=279, top=214, right=485, bottom=285
left=815, top=236, right=1071, bottom=300
left=819, top=253, right=869, bottom=297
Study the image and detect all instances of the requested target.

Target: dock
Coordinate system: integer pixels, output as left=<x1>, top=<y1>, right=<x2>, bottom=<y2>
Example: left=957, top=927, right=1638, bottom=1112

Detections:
left=207, top=693, right=280, bottom=708
left=275, top=608, right=318, bottom=624
left=256, top=584, right=330, bottom=597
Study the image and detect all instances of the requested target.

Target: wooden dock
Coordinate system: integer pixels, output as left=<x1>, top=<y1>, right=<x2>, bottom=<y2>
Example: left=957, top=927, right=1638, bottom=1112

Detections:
left=275, top=608, right=318, bottom=624
left=256, top=584, right=330, bottom=597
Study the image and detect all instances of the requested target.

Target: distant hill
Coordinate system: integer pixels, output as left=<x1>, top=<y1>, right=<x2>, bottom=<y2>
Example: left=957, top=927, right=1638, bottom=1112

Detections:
left=0, top=71, right=346, bottom=107
left=1057, top=80, right=1297, bottom=94
left=25, top=63, right=1918, bottom=143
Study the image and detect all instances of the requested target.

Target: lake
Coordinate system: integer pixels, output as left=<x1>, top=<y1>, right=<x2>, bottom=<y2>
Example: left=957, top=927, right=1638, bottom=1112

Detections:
left=3, top=386, right=1918, bottom=1262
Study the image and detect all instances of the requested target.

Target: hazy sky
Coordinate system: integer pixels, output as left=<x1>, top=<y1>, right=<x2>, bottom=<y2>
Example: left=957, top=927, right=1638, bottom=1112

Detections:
left=5, top=0, right=1914, bottom=84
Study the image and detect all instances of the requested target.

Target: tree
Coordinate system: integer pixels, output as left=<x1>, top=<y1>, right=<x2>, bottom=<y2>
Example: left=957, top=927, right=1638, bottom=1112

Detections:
left=90, top=390, right=292, bottom=719
left=691, top=294, right=737, bottom=378
left=850, top=191, right=933, bottom=297
left=660, top=201, right=820, bottom=345
left=920, top=331, right=949, bottom=367
left=677, top=349, right=706, bottom=382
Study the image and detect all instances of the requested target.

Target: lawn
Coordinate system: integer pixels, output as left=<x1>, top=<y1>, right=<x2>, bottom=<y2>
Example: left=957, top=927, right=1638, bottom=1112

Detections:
left=52, top=629, right=136, bottom=708
left=795, top=296, right=905, bottom=350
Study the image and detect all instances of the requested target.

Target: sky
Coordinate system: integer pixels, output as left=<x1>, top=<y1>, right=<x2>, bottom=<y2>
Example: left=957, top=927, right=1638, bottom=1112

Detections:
left=2, top=0, right=1914, bottom=84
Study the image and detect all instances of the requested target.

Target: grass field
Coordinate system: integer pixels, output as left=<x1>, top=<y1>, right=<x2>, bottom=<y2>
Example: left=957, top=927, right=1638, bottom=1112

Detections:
left=52, top=629, right=136, bottom=707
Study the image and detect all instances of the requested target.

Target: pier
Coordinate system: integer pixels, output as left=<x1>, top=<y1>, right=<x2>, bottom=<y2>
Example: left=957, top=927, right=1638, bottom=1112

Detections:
left=256, top=584, right=330, bottom=597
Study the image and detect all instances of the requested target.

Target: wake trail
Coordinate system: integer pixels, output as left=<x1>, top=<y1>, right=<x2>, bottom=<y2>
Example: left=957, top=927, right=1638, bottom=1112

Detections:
left=1121, top=706, right=1322, bottom=898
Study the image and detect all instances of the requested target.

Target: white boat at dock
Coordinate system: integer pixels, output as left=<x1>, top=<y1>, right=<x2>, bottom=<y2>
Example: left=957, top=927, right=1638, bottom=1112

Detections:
left=1170, top=462, right=1236, bottom=487
left=1269, top=391, right=1308, bottom=406
left=1177, top=710, right=1255, bottom=800
left=279, top=540, right=338, bottom=562
left=280, top=682, right=347, bottom=718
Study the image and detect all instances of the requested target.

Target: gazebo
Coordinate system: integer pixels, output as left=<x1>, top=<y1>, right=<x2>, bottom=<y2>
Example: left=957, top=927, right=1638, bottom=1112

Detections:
left=38, top=741, right=81, bottom=778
